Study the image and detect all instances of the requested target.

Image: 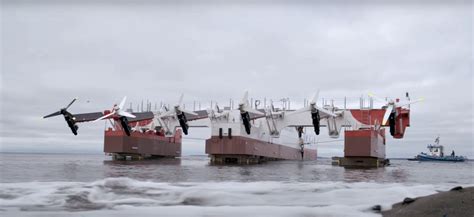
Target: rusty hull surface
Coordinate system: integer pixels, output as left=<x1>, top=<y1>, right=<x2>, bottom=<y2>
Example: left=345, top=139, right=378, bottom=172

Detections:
left=104, top=129, right=182, bottom=157
left=344, top=128, right=386, bottom=159
left=205, top=136, right=317, bottom=161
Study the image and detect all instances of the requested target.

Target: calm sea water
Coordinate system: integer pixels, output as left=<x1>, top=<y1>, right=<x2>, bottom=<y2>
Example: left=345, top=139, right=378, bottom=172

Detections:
left=0, top=153, right=473, bottom=217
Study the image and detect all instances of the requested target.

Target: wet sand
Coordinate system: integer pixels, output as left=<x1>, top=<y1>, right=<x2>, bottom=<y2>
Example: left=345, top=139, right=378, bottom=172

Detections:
left=382, top=186, right=474, bottom=217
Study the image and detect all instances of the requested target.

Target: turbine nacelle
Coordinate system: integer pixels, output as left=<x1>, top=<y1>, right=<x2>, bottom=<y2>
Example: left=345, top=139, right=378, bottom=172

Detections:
left=93, top=96, right=136, bottom=121
left=238, top=91, right=264, bottom=135
left=291, top=90, right=337, bottom=136
left=158, top=94, right=197, bottom=135
left=93, top=96, right=136, bottom=136
left=238, top=91, right=264, bottom=115
left=43, top=98, right=79, bottom=135
left=368, top=92, right=424, bottom=126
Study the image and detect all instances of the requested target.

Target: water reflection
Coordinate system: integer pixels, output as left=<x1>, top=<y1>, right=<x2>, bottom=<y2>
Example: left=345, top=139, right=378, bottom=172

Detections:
left=0, top=153, right=472, bottom=185
left=388, top=168, right=409, bottom=182
left=103, top=157, right=182, bottom=166
left=102, top=158, right=182, bottom=180
left=239, top=167, right=252, bottom=177
left=61, top=161, right=80, bottom=181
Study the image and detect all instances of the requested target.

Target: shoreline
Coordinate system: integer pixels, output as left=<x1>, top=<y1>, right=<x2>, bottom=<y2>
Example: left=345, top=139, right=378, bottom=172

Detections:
left=381, top=186, right=474, bottom=217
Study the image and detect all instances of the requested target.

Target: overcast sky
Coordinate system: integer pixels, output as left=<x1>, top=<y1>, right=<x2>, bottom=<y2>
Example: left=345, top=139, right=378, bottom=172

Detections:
left=1, top=0, right=472, bottom=158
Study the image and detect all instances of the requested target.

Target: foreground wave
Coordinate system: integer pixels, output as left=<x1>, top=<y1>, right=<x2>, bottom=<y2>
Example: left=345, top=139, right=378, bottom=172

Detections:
left=0, top=177, right=453, bottom=217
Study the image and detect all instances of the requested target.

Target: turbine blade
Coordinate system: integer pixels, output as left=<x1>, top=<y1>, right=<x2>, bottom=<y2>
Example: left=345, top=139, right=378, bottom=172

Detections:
left=182, top=109, right=198, bottom=116
left=118, top=110, right=136, bottom=118
left=247, top=108, right=264, bottom=116
left=310, top=90, right=320, bottom=104
left=158, top=110, right=175, bottom=118
left=93, top=111, right=115, bottom=122
left=178, top=94, right=184, bottom=107
left=65, top=98, right=78, bottom=110
left=240, top=91, right=249, bottom=107
left=315, top=106, right=337, bottom=117
left=382, top=104, right=394, bottom=125
left=118, top=96, right=127, bottom=110
left=398, top=97, right=425, bottom=107
left=368, top=92, right=386, bottom=103
left=43, top=111, right=62, bottom=119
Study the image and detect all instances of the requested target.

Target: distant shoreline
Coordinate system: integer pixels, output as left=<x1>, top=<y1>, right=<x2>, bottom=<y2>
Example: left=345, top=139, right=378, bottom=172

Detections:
left=0, top=152, right=472, bottom=160
left=0, top=151, right=104, bottom=155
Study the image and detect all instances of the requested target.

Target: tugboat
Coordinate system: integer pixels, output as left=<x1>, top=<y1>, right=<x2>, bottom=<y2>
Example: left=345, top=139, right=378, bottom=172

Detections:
left=411, top=136, right=466, bottom=162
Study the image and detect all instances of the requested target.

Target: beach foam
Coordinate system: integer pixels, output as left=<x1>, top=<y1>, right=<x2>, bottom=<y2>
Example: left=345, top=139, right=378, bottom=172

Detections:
left=0, top=177, right=457, bottom=217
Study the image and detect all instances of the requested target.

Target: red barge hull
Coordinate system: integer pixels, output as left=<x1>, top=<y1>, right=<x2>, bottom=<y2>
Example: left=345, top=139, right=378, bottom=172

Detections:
left=332, top=128, right=389, bottom=167
left=103, top=128, right=182, bottom=159
left=206, top=136, right=317, bottom=164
